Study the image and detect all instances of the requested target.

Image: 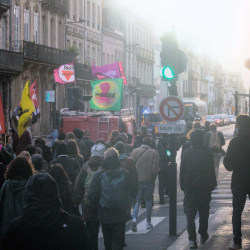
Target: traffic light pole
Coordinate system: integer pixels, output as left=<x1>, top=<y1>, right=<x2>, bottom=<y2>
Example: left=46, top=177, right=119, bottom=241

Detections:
left=169, top=133, right=177, bottom=235
left=168, top=84, right=178, bottom=236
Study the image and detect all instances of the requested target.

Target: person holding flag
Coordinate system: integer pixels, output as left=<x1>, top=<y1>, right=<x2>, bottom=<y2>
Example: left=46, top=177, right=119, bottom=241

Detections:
left=12, top=80, right=35, bottom=155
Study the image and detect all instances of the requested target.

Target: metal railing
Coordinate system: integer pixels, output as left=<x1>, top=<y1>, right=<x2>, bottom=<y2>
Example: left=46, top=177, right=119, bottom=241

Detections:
left=0, top=49, right=23, bottom=73
left=12, top=40, right=76, bottom=65
left=42, top=0, right=68, bottom=12
left=135, top=47, right=155, bottom=62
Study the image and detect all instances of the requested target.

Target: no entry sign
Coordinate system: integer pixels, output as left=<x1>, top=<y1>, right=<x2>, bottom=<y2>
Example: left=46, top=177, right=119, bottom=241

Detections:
left=159, top=96, right=185, bottom=122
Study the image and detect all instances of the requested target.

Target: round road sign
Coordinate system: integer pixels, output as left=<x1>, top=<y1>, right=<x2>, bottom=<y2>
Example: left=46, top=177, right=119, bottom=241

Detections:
left=159, top=96, right=185, bottom=122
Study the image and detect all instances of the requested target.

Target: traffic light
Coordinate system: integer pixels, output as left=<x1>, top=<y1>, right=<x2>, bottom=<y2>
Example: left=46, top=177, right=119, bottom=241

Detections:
left=160, top=34, right=178, bottom=83
left=160, top=33, right=188, bottom=96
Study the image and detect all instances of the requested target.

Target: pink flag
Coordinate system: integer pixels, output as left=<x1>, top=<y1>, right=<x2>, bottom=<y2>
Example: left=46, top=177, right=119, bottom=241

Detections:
left=54, top=63, right=75, bottom=84
left=30, top=79, right=40, bottom=124
left=92, top=62, right=127, bottom=85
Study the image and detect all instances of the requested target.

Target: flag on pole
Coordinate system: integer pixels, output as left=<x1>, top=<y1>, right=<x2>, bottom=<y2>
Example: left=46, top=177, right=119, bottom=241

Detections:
left=0, top=93, right=5, bottom=134
left=18, top=80, right=36, bottom=138
left=89, top=78, right=123, bottom=111
left=54, top=63, right=75, bottom=84
left=92, top=62, right=127, bottom=85
left=30, top=79, right=40, bottom=123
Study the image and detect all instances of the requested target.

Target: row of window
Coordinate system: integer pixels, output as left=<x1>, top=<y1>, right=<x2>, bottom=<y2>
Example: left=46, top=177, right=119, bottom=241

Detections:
left=14, top=5, right=39, bottom=44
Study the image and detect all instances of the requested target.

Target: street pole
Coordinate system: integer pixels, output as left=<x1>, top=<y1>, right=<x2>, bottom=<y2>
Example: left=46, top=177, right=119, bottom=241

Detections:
left=235, top=90, right=238, bottom=116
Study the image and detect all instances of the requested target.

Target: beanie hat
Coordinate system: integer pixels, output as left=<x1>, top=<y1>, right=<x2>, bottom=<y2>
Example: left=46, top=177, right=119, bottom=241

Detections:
left=73, top=128, right=84, bottom=140
left=31, top=154, right=44, bottom=170
left=91, top=143, right=106, bottom=157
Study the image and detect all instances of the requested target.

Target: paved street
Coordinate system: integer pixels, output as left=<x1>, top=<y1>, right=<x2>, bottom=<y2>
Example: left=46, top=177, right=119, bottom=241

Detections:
left=97, top=124, right=250, bottom=250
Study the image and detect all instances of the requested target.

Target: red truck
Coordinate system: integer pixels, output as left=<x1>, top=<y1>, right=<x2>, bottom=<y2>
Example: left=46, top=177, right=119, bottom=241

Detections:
left=59, top=110, right=136, bottom=143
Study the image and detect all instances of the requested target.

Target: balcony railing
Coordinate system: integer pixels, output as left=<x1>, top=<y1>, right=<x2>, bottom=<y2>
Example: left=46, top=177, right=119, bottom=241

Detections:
left=12, top=40, right=76, bottom=66
left=136, top=48, right=155, bottom=62
left=0, top=0, right=11, bottom=15
left=127, top=77, right=156, bottom=96
left=42, top=0, right=68, bottom=12
left=0, top=49, right=23, bottom=74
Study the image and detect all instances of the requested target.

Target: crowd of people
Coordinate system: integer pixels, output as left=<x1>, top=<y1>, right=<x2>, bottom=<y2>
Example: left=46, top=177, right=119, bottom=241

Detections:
left=0, top=114, right=248, bottom=250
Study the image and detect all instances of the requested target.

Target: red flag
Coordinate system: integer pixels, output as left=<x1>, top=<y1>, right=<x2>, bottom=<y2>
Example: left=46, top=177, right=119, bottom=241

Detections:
left=30, top=79, right=40, bottom=124
left=0, top=93, right=6, bottom=134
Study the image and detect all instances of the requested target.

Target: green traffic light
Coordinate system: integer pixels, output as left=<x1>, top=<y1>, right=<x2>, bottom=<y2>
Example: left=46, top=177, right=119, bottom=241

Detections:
left=160, top=67, right=174, bottom=79
left=166, top=150, right=171, bottom=156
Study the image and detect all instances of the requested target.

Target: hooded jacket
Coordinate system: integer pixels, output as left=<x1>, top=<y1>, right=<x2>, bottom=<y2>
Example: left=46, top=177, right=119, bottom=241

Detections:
left=3, top=173, right=92, bottom=250
left=50, top=155, right=80, bottom=184
left=0, top=179, right=27, bottom=240
left=88, top=156, right=131, bottom=224
left=224, top=127, right=250, bottom=193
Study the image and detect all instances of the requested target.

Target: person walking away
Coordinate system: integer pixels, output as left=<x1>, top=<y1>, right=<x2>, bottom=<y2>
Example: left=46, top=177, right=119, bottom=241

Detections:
left=49, top=143, right=80, bottom=184
left=131, top=137, right=159, bottom=231
left=52, top=132, right=65, bottom=159
left=223, top=115, right=250, bottom=250
left=0, top=157, right=35, bottom=244
left=180, top=130, right=217, bottom=249
left=204, top=123, right=225, bottom=179
left=88, top=148, right=132, bottom=250
left=115, top=141, right=138, bottom=246
left=143, top=116, right=155, bottom=140
left=73, top=128, right=86, bottom=159
left=0, top=150, right=6, bottom=189
left=3, top=173, right=92, bottom=250
left=12, top=130, right=31, bottom=156
left=157, top=134, right=171, bottom=204
left=34, top=137, right=53, bottom=164
left=74, top=142, right=106, bottom=250
left=82, top=129, right=95, bottom=163
left=107, top=130, right=120, bottom=148
left=67, top=139, right=84, bottom=167
left=49, top=164, right=80, bottom=216
left=179, top=121, right=193, bottom=147
left=31, top=154, right=47, bottom=174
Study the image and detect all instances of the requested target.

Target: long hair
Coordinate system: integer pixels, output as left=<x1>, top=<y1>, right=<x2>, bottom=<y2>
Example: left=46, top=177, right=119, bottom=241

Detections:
left=108, top=130, right=120, bottom=144
left=5, top=157, right=35, bottom=180
left=66, top=139, right=81, bottom=158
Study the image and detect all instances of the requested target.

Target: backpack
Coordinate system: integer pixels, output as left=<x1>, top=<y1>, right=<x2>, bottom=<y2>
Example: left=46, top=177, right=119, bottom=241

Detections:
left=83, top=164, right=100, bottom=206
left=209, top=131, right=221, bottom=151
left=100, top=170, right=127, bottom=209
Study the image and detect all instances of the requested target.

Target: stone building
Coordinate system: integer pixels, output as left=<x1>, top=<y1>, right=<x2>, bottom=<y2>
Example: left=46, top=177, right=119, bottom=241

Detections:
left=1, top=0, right=76, bottom=136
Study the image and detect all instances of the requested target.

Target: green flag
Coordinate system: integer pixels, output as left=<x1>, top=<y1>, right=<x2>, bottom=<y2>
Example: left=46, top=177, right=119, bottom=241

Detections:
left=89, top=78, right=123, bottom=111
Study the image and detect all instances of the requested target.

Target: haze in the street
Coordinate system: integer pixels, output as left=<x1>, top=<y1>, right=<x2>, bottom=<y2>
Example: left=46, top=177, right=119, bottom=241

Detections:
left=117, top=0, right=250, bottom=88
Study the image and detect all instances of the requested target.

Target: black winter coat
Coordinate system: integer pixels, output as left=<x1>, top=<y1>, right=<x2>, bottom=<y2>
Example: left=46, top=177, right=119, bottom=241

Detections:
left=180, top=146, right=217, bottom=195
left=50, top=156, right=80, bottom=184
left=224, top=128, right=250, bottom=194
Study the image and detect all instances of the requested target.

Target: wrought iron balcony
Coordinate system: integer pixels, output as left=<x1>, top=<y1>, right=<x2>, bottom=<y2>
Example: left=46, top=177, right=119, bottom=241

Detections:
left=127, top=77, right=156, bottom=96
left=42, top=0, right=68, bottom=13
left=0, top=0, right=11, bottom=15
left=12, top=40, right=76, bottom=66
left=136, top=48, right=155, bottom=63
left=0, top=49, right=23, bottom=74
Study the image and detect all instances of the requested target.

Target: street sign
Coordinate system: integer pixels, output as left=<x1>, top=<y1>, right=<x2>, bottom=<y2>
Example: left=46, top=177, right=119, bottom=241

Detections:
left=45, top=90, right=55, bottom=103
left=159, top=96, right=185, bottom=122
left=157, top=122, right=186, bottom=134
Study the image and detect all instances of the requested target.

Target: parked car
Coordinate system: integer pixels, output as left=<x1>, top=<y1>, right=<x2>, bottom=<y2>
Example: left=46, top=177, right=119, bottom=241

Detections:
left=228, top=115, right=236, bottom=124
left=213, top=115, right=223, bottom=126
left=204, top=115, right=214, bottom=124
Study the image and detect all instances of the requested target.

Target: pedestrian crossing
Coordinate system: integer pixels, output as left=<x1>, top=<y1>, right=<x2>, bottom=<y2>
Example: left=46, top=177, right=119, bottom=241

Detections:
left=211, top=173, right=233, bottom=202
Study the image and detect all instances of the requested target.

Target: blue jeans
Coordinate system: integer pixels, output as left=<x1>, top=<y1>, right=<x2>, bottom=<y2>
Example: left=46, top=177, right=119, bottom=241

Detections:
left=133, top=181, right=154, bottom=223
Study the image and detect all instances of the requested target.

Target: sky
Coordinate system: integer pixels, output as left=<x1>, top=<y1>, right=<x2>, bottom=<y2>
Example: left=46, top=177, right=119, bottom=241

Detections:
left=116, top=0, right=250, bottom=89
